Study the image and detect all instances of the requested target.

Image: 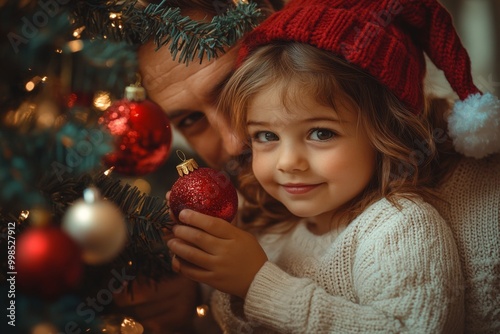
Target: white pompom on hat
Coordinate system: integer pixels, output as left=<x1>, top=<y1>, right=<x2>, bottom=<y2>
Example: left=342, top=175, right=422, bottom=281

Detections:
left=448, top=92, right=500, bottom=158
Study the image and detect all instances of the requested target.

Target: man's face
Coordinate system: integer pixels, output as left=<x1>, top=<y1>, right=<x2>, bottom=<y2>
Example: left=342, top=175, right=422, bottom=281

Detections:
left=137, top=39, right=244, bottom=171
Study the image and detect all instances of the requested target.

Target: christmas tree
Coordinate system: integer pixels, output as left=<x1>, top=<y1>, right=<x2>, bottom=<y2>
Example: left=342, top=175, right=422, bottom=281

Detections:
left=0, top=0, right=261, bottom=332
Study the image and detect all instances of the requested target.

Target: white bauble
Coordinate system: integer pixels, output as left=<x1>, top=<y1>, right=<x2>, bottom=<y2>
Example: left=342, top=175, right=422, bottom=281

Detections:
left=63, top=187, right=127, bottom=265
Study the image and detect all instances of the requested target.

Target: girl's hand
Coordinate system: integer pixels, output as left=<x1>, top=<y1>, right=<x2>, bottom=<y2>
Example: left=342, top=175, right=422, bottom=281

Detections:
left=167, top=209, right=268, bottom=299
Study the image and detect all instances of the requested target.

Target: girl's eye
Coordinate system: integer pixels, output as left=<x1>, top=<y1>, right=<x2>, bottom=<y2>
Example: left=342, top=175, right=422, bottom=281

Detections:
left=309, top=128, right=335, bottom=141
left=253, top=131, right=279, bottom=142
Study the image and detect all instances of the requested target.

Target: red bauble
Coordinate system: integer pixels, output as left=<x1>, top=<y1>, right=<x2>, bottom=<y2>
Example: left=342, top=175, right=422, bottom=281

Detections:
left=16, top=227, right=83, bottom=300
left=169, top=159, right=238, bottom=223
left=99, top=85, right=172, bottom=176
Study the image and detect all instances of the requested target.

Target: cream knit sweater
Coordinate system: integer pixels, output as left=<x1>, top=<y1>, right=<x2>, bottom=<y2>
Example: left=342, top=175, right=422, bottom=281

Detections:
left=432, top=154, right=500, bottom=334
left=211, top=198, right=464, bottom=333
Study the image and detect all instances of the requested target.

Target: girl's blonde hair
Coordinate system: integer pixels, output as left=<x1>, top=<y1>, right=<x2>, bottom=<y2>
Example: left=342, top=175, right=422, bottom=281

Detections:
left=219, top=42, right=457, bottom=232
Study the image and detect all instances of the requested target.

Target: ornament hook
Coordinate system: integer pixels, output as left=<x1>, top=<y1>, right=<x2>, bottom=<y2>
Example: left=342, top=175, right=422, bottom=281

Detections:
left=176, top=149, right=187, bottom=162
left=134, top=73, right=142, bottom=87
left=83, top=187, right=101, bottom=203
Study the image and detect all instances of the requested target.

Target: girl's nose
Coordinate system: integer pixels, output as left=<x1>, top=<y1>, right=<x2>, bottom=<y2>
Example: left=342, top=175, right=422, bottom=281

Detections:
left=276, top=143, right=308, bottom=173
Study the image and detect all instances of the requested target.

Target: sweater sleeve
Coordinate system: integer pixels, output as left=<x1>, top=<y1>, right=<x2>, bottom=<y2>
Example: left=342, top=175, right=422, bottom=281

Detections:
left=242, top=200, right=464, bottom=333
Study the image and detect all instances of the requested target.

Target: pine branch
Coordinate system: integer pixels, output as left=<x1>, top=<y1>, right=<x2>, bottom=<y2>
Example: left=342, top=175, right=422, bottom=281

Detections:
left=92, top=171, right=175, bottom=279
left=1, top=168, right=175, bottom=282
left=71, top=0, right=140, bottom=43
left=72, top=0, right=264, bottom=64
left=42, top=169, right=174, bottom=279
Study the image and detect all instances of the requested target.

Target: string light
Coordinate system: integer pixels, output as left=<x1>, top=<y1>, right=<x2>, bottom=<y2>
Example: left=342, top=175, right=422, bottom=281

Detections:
left=196, top=304, right=209, bottom=317
left=19, top=210, right=30, bottom=220
left=93, top=91, right=112, bottom=111
left=25, top=81, right=35, bottom=92
left=36, top=100, right=58, bottom=128
left=109, top=12, right=124, bottom=30
left=72, top=26, right=85, bottom=38
left=24, top=75, right=46, bottom=91
left=67, top=40, right=84, bottom=52
left=104, top=167, right=115, bottom=176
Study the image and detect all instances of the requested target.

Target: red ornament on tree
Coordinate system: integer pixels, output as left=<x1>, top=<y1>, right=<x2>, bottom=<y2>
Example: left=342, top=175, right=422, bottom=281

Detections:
left=169, top=155, right=238, bottom=223
left=16, top=227, right=84, bottom=300
left=99, top=84, right=172, bottom=176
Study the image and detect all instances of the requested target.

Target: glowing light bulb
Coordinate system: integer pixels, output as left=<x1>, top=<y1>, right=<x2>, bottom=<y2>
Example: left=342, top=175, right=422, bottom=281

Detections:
left=196, top=304, right=209, bottom=317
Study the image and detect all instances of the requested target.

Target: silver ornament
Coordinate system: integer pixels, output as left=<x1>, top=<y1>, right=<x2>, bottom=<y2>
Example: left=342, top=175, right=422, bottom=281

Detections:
left=62, top=187, right=127, bottom=265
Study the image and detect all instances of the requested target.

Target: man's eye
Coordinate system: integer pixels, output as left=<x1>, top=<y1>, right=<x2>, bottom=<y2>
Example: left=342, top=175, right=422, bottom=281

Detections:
left=177, top=112, right=206, bottom=129
left=254, top=131, right=279, bottom=142
left=309, top=128, right=335, bottom=141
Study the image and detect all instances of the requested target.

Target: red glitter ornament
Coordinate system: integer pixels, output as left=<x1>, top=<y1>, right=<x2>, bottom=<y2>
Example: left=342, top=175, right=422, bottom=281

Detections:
left=169, top=157, right=238, bottom=223
left=99, top=85, right=172, bottom=176
left=16, top=227, right=84, bottom=300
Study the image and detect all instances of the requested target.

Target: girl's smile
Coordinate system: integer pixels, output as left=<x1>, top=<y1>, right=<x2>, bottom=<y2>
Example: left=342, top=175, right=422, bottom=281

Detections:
left=280, top=183, right=322, bottom=195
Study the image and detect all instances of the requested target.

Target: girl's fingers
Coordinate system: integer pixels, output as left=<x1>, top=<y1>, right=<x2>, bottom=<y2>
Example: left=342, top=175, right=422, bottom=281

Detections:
left=172, top=224, right=221, bottom=255
left=178, top=209, right=235, bottom=239
left=172, top=256, right=212, bottom=283
left=167, top=238, right=212, bottom=270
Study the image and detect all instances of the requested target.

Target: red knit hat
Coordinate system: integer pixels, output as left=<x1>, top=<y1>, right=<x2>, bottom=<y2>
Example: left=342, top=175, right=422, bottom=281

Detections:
left=238, top=0, right=500, bottom=159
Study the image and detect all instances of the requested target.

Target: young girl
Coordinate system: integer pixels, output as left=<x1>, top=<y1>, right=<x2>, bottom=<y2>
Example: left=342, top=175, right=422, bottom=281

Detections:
left=167, top=0, right=499, bottom=332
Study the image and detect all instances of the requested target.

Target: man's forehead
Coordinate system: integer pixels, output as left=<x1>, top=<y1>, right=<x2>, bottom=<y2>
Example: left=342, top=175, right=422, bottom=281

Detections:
left=141, top=41, right=238, bottom=85
left=139, top=45, right=208, bottom=90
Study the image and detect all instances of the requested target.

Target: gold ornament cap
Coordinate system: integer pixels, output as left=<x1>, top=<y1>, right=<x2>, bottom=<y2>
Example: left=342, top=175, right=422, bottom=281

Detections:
left=176, top=158, right=199, bottom=177
left=124, top=85, right=146, bottom=102
left=175, top=150, right=199, bottom=176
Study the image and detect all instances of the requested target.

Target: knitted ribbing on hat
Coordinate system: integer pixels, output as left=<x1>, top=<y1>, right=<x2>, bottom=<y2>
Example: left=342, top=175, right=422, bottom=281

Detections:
left=238, top=0, right=480, bottom=113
